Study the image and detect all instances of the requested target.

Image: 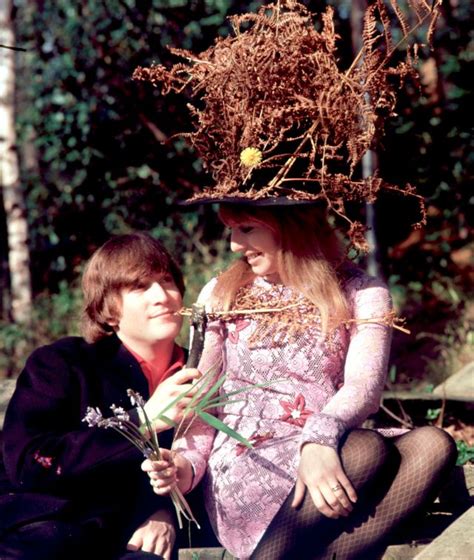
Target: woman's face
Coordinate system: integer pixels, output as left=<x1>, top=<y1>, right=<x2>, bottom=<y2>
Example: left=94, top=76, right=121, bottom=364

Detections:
left=228, top=220, right=281, bottom=281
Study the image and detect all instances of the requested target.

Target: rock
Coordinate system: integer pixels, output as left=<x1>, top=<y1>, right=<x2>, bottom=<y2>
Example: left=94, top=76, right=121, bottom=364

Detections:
left=413, top=506, right=474, bottom=560
left=433, top=361, right=474, bottom=401
left=178, top=549, right=233, bottom=560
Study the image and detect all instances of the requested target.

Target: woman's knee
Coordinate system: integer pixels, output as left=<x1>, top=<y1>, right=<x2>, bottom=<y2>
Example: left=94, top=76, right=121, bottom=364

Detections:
left=395, top=426, right=457, bottom=471
left=340, top=429, right=390, bottom=481
left=342, top=429, right=389, bottom=457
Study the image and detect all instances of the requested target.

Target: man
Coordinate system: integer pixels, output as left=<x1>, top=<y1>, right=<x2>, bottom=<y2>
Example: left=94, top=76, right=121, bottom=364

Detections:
left=0, top=232, right=199, bottom=560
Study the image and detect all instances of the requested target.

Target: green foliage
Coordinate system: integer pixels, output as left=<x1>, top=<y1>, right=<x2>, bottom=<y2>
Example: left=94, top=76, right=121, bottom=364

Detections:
left=375, top=2, right=473, bottom=386
left=425, top=408, right=441, bottom=421
left=456, top=441, right=474, bottom=467
left=0, top=281, right=82, bottom=377
left=377, top=1, right=473, bottom=292
left=3, top=0, right=471, bottom=388
left=12, top=0, right=241, bottom=297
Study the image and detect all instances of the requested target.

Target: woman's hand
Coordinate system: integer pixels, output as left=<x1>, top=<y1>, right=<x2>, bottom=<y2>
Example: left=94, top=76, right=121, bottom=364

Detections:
left=144, top=368, right=201, bottom=432
left=142, top=449, right=194, bottom=495
left=127, top=508, right=175, bottom=560
left=292, top=443, right=357, bottom=519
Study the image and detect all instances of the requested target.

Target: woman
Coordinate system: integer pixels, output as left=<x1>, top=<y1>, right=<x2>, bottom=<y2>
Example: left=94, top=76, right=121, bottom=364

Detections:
left=136, top=2, right=455, bottom=557
left=144, top=204, right=456, bottom=559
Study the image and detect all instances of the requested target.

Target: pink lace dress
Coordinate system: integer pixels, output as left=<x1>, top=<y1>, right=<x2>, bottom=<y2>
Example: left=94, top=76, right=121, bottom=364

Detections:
left=174, top=269, right=392, bottom=558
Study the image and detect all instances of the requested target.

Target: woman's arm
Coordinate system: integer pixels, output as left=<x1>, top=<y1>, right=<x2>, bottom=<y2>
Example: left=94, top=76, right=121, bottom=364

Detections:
left=294, top=275, right=392, bottom=517
left=301, top=275, right=392, bottom=450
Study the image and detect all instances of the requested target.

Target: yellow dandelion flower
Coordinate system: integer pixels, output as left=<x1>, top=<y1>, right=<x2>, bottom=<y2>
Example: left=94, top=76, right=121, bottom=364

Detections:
left=240, top=147, right=262, bottom=168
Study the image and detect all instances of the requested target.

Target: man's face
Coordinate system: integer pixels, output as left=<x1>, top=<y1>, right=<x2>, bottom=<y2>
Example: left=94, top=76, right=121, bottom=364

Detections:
left=115, top=274, right=183, bottom=354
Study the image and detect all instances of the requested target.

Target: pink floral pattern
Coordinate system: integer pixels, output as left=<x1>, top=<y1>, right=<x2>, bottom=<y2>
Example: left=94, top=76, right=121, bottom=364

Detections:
left=174, top=269, right=393, bottom=559
left=227, top=319, right=250, bottom=344
left=280, top=393, right=312, bottom=427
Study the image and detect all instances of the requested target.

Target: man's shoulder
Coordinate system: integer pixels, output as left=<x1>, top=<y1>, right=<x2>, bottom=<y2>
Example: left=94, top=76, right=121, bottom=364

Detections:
left=28, top=335, right=122, bottom=364
left=30, top=336, right=91, bottom=359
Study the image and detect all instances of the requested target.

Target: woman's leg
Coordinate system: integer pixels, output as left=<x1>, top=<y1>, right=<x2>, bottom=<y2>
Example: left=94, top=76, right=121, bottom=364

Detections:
left=320, top=426, right=457, bottom=560
left=251, top=427, right=457, bottom=560
left=251, top=429, right=391, bottom=560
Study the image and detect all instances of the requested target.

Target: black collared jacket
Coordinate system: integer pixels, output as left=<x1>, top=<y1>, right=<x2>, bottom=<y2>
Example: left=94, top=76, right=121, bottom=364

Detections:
left=0, top=335, right=179, bottom=551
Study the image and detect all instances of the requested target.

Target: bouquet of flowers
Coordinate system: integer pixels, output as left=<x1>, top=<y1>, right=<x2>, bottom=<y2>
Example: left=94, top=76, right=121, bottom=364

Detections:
left=83, top=388, right=199, bottom=528
left=83, top=369, right=276, bottom=528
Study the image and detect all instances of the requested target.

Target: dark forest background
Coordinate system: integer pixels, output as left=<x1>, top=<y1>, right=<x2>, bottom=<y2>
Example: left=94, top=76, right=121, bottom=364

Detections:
left=0, top=0, right=472, bottom=391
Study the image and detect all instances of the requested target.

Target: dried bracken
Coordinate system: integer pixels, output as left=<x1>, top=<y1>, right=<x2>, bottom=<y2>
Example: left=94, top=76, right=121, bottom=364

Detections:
left=134, top=0, right=441, bottom=242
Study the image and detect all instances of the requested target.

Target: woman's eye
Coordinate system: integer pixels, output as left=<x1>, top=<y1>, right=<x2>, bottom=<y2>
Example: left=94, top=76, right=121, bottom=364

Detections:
left=239, top=226, right=254, bottom=234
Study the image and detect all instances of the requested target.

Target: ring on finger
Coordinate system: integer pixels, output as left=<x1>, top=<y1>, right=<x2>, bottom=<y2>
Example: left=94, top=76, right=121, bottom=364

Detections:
left=331, top=484, right=341, bottom=492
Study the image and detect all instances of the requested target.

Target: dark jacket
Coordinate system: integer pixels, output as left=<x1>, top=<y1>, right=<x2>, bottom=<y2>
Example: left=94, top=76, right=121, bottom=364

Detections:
left=0, top=335, right=177, bottom=554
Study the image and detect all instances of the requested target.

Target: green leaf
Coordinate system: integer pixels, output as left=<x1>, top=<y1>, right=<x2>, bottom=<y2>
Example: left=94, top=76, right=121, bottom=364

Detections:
left=425, top=408, right=441, bottom=421
left=201, top=398, right=246, bottom=409
left=456, top=441, right=474, bottom=466
left=196, top=410, right=252, bottom=448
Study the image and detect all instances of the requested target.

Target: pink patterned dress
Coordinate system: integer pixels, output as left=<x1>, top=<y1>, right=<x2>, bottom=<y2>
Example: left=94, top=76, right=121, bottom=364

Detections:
left=174, top=269, right=392, bottom=558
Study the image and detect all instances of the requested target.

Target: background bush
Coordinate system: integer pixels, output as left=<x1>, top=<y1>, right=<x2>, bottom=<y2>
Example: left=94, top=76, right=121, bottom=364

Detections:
left=1, top=0, right=472, bottom=382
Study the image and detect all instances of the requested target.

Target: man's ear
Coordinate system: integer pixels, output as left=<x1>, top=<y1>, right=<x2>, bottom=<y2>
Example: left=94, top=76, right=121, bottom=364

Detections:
left=103, top=294, right=122, bottom=330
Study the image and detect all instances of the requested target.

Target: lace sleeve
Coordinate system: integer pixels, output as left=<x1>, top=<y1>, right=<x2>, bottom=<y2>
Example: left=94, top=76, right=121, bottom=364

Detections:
left=301, top=274, right=392, bottom=449
left=174, top=278, right=224, bottom=491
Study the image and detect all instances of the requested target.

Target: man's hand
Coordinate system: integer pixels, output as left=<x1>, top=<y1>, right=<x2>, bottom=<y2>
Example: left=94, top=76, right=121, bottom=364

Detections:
left=144, top=368, right=201, bottom=432
left=292, top=443, right=357, bottom=519
left=127, top=508, right=175, bottom=559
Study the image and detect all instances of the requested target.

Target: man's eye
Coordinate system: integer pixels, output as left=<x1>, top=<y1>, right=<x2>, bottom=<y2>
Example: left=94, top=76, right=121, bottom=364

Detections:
left=129, top=286, right=146, bottom=294
left=160, top=275, right=176, bottom=286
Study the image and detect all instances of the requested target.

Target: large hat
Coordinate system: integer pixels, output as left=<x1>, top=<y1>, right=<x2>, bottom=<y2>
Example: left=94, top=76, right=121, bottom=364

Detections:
left=134, top=0, right=441, bottom=247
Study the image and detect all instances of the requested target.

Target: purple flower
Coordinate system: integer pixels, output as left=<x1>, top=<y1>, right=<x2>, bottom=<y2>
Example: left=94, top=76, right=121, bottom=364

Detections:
left=82, top=407, right=104, bottom=427
left=110, top=405, right=129, bottom=421
left=127, top=389, right=146, bottom=408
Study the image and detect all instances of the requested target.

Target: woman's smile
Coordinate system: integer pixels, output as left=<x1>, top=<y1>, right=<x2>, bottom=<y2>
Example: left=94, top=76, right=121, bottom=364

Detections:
left=229, top=222, right=280, bottom=281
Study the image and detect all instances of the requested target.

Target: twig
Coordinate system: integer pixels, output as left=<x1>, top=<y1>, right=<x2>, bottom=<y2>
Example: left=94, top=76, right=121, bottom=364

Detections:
left=380, top=402, right=414, bottom=429
left=0, top=44, right=27, bottom=52
left=178, top=307, right=410, bottom=333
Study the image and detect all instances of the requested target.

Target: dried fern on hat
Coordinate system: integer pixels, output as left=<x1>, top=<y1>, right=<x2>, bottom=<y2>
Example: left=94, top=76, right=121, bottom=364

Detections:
left=134, top=0, right=441, bottom=249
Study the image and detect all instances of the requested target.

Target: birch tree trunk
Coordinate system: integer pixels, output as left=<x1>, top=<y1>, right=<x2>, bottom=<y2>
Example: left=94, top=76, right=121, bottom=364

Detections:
left=0, top=0, right=32, bottom=323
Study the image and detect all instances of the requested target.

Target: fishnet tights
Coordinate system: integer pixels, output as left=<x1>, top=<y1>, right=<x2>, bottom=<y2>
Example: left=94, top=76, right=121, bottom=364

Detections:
left=250, top=427, right=456, bottom=560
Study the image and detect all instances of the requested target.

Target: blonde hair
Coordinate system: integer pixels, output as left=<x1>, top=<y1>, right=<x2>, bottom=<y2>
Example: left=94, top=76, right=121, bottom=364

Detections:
left=212, top=204, right=350, bottom=333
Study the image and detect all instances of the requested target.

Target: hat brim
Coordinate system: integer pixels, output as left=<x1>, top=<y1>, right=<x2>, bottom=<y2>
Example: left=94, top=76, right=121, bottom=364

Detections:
left=178, top=195, right=322, bottom=207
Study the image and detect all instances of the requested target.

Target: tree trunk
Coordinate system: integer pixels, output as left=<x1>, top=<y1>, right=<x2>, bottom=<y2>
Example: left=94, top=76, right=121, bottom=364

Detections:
left=350, top=0, right=382, bottom=277
left=0, top=0, right=32, bottom=324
